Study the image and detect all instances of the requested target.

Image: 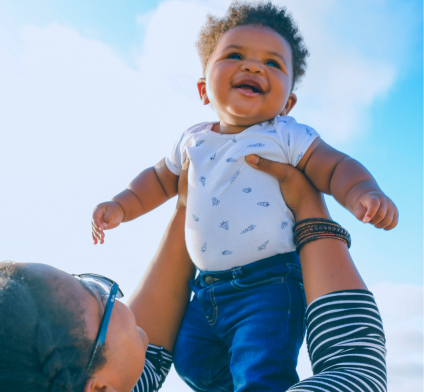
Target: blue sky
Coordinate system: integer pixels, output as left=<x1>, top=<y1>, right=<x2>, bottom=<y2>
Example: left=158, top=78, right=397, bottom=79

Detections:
left=0, top=0, right=422, bottom=389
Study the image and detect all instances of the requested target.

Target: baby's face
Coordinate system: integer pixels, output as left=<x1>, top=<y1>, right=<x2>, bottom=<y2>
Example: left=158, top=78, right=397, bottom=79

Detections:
left=199, top=25, right=296, bottom=128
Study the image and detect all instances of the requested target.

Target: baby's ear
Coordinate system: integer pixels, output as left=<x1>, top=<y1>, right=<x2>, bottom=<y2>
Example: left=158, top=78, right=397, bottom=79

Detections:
left=197, top=78, right=210, bottom=105
left=280, top=93, right=297, bottom=116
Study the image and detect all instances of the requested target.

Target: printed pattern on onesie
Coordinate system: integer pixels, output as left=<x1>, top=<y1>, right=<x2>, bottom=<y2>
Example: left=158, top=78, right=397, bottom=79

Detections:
left=165, top=116, right=319, bottom=271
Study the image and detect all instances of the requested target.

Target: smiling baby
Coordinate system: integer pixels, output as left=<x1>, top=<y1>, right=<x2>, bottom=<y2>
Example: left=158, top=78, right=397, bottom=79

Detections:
left=92, top=2, right=397, bottom=390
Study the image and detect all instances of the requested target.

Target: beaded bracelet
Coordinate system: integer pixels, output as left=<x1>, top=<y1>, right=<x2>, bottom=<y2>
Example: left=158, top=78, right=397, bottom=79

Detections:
left=294, top=223, right=350, bottom=244
left=294, top=221, right=351, bottom=247
left=293, top=218, right=351, bottom=253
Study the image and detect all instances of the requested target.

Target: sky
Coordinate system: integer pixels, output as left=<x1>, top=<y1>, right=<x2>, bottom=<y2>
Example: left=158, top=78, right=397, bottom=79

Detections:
left=0, top=0, right=422, bottom=390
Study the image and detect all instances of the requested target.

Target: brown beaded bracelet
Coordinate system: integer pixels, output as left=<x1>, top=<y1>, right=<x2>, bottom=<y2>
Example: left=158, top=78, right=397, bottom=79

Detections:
left=293, top=218, right=351, bottom=253
left=295, top=226, right=350, bottom=244
left=295, top=230, right=351, bottom=246
left=294, top=221, right=351, bottom=243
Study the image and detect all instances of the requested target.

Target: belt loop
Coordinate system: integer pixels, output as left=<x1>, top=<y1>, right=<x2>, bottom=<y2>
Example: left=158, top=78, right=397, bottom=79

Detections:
left=231, top=267, right=243, bottom=279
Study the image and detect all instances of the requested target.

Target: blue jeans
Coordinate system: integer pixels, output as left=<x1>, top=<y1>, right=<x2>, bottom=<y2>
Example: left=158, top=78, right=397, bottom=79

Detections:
left=173, top=253, right=307, bottom=392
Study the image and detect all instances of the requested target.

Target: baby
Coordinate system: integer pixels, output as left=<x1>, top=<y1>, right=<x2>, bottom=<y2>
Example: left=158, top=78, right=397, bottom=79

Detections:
left=92, top=2, right=397, bottom=391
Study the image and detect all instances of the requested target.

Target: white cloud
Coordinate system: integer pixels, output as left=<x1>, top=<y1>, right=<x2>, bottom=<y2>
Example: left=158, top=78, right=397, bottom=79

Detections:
left=130, top=0, right=398, bottom=143
left=0, top=0, right=412, bottom=278
left=371, top=283, right=423, bottom=391
left=269, top=0, right=397, bottom=142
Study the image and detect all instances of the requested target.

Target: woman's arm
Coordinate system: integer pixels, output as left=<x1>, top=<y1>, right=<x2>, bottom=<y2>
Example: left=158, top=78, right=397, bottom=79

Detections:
left=244, top=155, right=387, bottom=392
left=245, top=154, right=367, bottom=305
left=127, top=206, right=195, bottom=352
left=128, top=162, right=194, bottom=392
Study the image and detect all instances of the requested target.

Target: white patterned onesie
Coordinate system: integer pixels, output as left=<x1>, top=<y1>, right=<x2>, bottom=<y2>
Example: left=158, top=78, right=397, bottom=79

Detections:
left=166, top=115, right=319, bottom=271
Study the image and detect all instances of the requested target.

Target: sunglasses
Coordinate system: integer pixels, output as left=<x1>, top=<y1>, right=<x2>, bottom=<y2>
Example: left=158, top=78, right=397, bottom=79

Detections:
left=72, top=273, right=124, bottom=374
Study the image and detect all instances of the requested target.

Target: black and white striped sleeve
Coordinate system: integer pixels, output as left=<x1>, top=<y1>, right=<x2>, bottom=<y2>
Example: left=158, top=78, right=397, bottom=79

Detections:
left=287, top=289, right=387, bottom=392
left=132, top=344, right=173, bottom=392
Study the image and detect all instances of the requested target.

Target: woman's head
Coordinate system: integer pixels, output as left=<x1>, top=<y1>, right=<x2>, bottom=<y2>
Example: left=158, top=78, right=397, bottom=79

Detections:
left=0, top=262, right=148, bottom=392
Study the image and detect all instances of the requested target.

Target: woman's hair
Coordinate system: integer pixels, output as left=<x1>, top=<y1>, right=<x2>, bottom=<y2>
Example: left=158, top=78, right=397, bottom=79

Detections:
left=196, top=1, right=309, bottom=90
left=0, top=262, right=106, bottom=392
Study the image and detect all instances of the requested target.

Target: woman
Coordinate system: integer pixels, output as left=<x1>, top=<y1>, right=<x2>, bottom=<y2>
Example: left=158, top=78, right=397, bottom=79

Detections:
left=0, top=155, right=386, bottom=392
left=0, top=205, right=194, bottom=392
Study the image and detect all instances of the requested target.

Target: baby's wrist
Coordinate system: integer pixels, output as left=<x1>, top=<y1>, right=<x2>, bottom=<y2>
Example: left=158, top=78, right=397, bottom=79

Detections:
left=111, top=194, right=128, bottom=221
left=112, top=200, right=125, bottom=220
left=345, top=180, right=382, bottom=209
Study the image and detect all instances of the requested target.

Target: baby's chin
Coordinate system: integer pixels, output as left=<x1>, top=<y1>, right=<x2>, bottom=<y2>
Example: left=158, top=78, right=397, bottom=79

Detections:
left=224, top=106, right=277, bottom=126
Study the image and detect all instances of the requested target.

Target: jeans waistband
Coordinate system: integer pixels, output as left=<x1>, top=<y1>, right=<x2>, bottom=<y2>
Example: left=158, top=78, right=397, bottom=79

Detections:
left=198, top=252, right=299, bottom=283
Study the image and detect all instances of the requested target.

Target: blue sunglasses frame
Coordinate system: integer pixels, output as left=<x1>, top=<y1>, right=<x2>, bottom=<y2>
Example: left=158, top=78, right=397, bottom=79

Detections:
left=72, top=273, right=124, bottom=374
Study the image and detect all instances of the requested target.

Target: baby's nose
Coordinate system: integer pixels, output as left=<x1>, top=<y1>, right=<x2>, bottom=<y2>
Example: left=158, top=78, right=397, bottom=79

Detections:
left=242, top=61, right=263, bottom=74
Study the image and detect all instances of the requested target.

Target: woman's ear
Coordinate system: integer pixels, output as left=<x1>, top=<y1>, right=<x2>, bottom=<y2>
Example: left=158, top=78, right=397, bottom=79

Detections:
left=197, top=78, right=210, bottom=105
left=280, top=93, right=297, bottom=116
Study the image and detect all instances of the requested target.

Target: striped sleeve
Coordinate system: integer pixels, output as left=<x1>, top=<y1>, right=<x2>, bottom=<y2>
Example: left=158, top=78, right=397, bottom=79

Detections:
left=287, top=289, right=387, bottom=392
left=132, top=344, right=173, bottom=392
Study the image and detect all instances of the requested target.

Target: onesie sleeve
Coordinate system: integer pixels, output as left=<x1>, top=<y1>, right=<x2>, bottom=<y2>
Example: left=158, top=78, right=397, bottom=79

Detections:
left=275, top=116, right=320, bottom=167
left=165, top=122, right=209, bottom=176
left=165, top=131, right=185, bottom=176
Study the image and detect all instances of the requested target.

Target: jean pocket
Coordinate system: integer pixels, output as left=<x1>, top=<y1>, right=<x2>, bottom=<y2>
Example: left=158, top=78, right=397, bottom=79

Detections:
left=287, top=262, right=302, bottom=277
left=231, top=275, right=285, bottom=290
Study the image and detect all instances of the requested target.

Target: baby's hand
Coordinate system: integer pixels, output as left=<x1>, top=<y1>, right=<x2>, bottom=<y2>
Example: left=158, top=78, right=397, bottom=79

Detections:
left=91, top=201, right=125, bottom=244
left=352, top=191, right=398, bottom=230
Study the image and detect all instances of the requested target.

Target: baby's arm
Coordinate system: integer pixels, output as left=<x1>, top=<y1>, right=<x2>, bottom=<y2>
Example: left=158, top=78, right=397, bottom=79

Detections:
left=92, top=158, right=178, bottom=244
left=297, top=139, right=398, bottom=230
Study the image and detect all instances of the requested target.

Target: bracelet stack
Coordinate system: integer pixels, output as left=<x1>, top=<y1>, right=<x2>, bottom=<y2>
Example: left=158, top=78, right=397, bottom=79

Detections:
left=293, top=218, right=351, bottom=253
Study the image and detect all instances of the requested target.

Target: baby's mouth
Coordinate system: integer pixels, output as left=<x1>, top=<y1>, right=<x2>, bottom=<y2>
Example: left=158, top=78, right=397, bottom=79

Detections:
left=233, top=79, right=265, bottom=97
left=236, top=85, right=262, bottom=93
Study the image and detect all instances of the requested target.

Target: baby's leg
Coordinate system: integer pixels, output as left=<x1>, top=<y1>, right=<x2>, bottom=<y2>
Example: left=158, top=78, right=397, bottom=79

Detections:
left=173, top=292, right=233, bottom=392
left=224, top=258, right=306, bottom=391
left=287, top=290, right=387, bottom=392
left=175, top=253, right=306, bottom=391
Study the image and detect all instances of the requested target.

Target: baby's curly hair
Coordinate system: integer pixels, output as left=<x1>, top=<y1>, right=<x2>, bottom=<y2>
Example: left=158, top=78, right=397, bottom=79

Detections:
left=196, top=1, right=309, bottom=90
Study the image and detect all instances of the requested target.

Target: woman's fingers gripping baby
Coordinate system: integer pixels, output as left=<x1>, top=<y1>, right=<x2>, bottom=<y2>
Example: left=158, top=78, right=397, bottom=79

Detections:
left=245, top=154, right=330, bottom=221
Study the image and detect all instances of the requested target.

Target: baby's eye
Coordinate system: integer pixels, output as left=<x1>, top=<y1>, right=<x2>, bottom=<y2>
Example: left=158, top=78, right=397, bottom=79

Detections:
left=265, top=60, right=280, bottom=69
left=228, top=53, right=242, bottom=60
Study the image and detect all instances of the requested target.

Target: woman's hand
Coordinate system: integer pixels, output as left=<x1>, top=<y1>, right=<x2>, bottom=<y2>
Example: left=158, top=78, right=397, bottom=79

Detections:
left=246, top=154, right=367, bottom=302
left=245, top=155, right=331, bottom=222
